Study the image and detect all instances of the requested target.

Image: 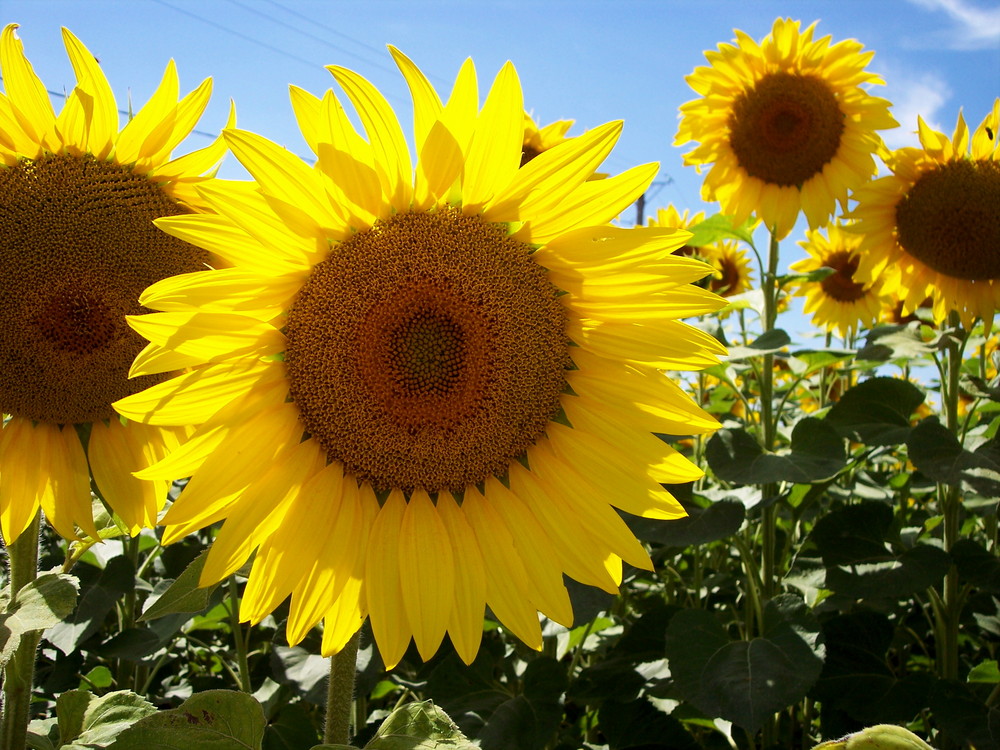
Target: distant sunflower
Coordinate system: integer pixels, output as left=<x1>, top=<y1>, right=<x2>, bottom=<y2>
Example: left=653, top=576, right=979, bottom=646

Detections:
left=521, top=112, right=573, bottom=165
left=115, top=51, right=725, bottom=668
left=648, top=206, right=754, bottom=297
left=789, top=222, right=884, bottom=339
left=850, top=101, right=1000, bottom=329
left=0, top=25, right=229, bottom=544
left=675, top=17, right=897, bottom=239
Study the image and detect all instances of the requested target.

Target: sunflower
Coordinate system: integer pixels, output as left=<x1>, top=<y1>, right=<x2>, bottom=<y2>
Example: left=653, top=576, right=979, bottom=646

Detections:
left=0, top=25, right=230, bottom=544
left=789, top=221, right=885, bottom=339
left=114, top=50, right=726, bottom=668
left=521, top=112, right=574, bottom=165
left=675, top=17, right=897, bottom=239
left=849, top=101, right=1000, bottom=329
left=648, top=206, right=754, bottom=297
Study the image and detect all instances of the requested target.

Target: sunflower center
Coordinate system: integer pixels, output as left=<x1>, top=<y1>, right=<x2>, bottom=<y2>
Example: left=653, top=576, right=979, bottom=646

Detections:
left=284, top=208, right=571, bottom=495
left=895, top=159, right=1000, bottom=280
left=819, top=250, right=867, bottom=302
left=0, top=154, right=210, bottom=425
left=728, top=71, right=845, bottom=187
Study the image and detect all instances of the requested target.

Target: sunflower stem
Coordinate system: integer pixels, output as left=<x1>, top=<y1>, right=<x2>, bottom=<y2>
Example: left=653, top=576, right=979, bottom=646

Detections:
left=1, top=511, right=42, bottom=750
left=323, top=630, right=360, bottom=745
left=759, top=230, right=781, bottom=602
left=938, top=313, right=966, bottom=682
left=226, top=576, right=252, bottom=693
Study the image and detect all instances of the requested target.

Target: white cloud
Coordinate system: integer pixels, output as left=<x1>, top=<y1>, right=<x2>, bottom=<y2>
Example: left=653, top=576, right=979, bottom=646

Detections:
left=905, top=0, right=1000, bottom=49
left=881, top=69, right=952, bottom=150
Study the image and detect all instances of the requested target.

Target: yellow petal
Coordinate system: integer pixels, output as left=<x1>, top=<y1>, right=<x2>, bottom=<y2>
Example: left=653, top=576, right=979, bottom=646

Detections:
left=327, top=65, right=413, bottom=213
left=365, top=489, right=411, bottom=669
left=0, top=25, right=56, bottom=145
left=61, top=27, right=116, bottom=159
left=436, top=492, right=486, bottom=665
left=0, top=418, right=44, bottom=543
left=398, top=489, right=454, bottom=660
left=127, top=311, right=285, bottom=364
left=115, top=59, right=180, bottom=165
left=114, top=358, right=281, bottom=426
left=461, top=487, right=543, bottom=650
left=89, top=419, right=165, bottom=534
left=462, top=62, right=523, bottom=211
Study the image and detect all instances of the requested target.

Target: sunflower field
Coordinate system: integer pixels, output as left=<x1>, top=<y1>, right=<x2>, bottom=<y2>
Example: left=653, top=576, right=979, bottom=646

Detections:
left=1, top=15, right=998, bottom=750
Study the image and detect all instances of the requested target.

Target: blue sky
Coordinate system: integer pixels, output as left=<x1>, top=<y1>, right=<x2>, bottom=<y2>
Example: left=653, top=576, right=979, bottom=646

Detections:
left=3, top=0, right=998, bottom=285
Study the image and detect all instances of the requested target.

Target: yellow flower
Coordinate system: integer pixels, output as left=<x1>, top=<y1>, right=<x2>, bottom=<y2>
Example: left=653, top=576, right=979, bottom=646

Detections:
left=521, top=112, right=573, bottom=165
left=849, top=101, right=1000, bottom=329
left=675, top=18, right=897, bottom=239
left=114, top=50, right=726, bottom=668
left=789, top=222, right=885, bottom=338
left=0, top=25, right=230, bottom=544
left=648, top=206, right=754, bottom=298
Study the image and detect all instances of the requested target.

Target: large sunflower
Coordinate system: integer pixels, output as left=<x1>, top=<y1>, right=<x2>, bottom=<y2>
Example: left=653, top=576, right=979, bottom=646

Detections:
left=114, top=50, right=726, bottom=668
left=675, top=18, right=897, bottom=239
left=0, top=25, right=229, bottom=544
left=849, top=101, right=1000, bottom=329
left=789, top=221, right=884, bottom=339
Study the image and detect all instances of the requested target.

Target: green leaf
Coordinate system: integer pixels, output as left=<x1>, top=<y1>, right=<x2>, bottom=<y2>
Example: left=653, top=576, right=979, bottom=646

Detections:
left=855, top=324, right=935, bottom=362
left=62, top=690, right=157, bottom=748
left=825, top=544, right=951, bottom=599
left=598, top=699, right=699, bottom=750
left=47, top=554, right=134, bottom=655
left=811, top=612, right=933, bottom=726
left=139, top=548, right=223, bottom=622
left=366, top=700, right=475, bottom=749
left=788, top=348, right=856, bottom=377
left=664, top=595, right=824, bottom=733
left=706, top=419, right=846, bottom=484
left=479, top=659, right=566, bottom=750
left=263, top=703, right=321, bottom=750
left=0, top=572, right=79, bottom=669
left=108, top=690, right=266, bottom=749
left=968, top=660, right=1000, bottom=684
left=809, top=502, right=894, bottom=567
left=907, top=417, right=1000, bottom=495
left=952, top=539, right=1000, bottom=592
left=685, top=213, right=756, bottom=248
left=725, top=328, right=791, bottom=360
left=929, top=679, right=1000, bottom=750
left=627, top=499, right=744, bottom=546
left=271, top=645, right=331, bottom=705
left=825, top=377, right=925, bottom=446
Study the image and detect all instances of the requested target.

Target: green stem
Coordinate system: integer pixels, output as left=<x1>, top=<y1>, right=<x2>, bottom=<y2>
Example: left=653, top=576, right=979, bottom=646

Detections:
left=938, top=314, right=965, bottom=682
left=226, top=576, right=252, bottom=693
left=760, top=230, right=781, bottom=602
left=323, top=630, right=361, bottom=745
left=1, top=511, right=42, bottom=750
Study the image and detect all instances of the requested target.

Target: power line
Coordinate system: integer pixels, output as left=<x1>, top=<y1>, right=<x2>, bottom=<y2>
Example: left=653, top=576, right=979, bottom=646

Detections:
left=258, top=0, right=452, bottom=88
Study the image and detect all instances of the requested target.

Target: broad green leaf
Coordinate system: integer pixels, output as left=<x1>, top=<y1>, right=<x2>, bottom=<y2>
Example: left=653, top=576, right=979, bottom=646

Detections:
left=929, top=678, right=1000, bottom=750
left=272, top=645, right=330, bottom=705
left=664, top=595, right=824, bottom=733
left=855, top=324, right=935, bottom=362
left=952, top=539, right=1000, bottom=592
left=809, top=502, right=894, bottom=567
left=626, top=499, right=744, bottom=546
left=366, top=700, right=475, bottom=749
left=788, top=348, right=856, bottom=377
left=62, top=690, right=157, bottom=748
left=968, top=660, right=1000, bottom=684
left=684, top=213, right=757, bottom=247
left=478, top=659, right=565, bottom=750
left=108, top=690, right=266, bottom=749
left=0, top=572, right=79, bottom=668
left=907, top=418, right=1000, bottom=495
left=598, top=699, right=699, bottom=750
left=706, top=419, right=846, bottom=484
left=47, top=554, right=134, bottom=655
left=825, top=544, right=951, bottom=599
left=825, top=377, right=925, bottom=446
left=725, top=328, right=791, bottom=360
left=139, top=548, right=223, bottom=621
